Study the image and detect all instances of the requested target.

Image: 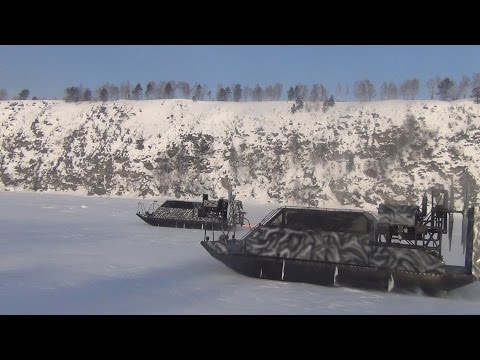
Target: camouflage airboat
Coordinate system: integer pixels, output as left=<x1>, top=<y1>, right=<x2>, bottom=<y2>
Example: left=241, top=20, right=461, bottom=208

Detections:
left=201, top=182, right=479, bottom=296
left=137, top=192, right=245, bottom=231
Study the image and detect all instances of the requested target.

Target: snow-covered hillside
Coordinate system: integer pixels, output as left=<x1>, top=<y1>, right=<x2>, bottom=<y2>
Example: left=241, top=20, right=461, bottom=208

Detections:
left=1, top=99, right=479, bottom=210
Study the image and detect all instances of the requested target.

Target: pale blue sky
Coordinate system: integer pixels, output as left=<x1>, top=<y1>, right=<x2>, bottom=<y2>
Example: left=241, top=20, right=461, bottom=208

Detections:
left=1, top=45, right=479, bottom=99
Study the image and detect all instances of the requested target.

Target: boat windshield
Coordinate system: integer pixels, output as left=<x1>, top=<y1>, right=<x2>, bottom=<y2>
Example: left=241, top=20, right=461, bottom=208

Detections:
left=282, top=209, right=371, bottom=234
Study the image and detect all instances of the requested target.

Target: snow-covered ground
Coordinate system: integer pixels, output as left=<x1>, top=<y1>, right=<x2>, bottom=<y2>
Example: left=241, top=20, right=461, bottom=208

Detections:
left=0, top=190, right=479, bottom=314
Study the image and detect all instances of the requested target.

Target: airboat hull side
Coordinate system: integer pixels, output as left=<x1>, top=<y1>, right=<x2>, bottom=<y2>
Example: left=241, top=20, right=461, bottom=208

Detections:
left=136, top=213, right=231, bottom=231
left=201, top=241, right=476, bottom=295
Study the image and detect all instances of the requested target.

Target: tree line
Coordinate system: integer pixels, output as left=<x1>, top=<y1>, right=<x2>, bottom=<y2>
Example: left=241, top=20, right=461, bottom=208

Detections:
left=1, top=74, right=480, bottom=103
left=0, top=89, right=37, bottom=101
left=62, top=81, right=286, bottom=103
